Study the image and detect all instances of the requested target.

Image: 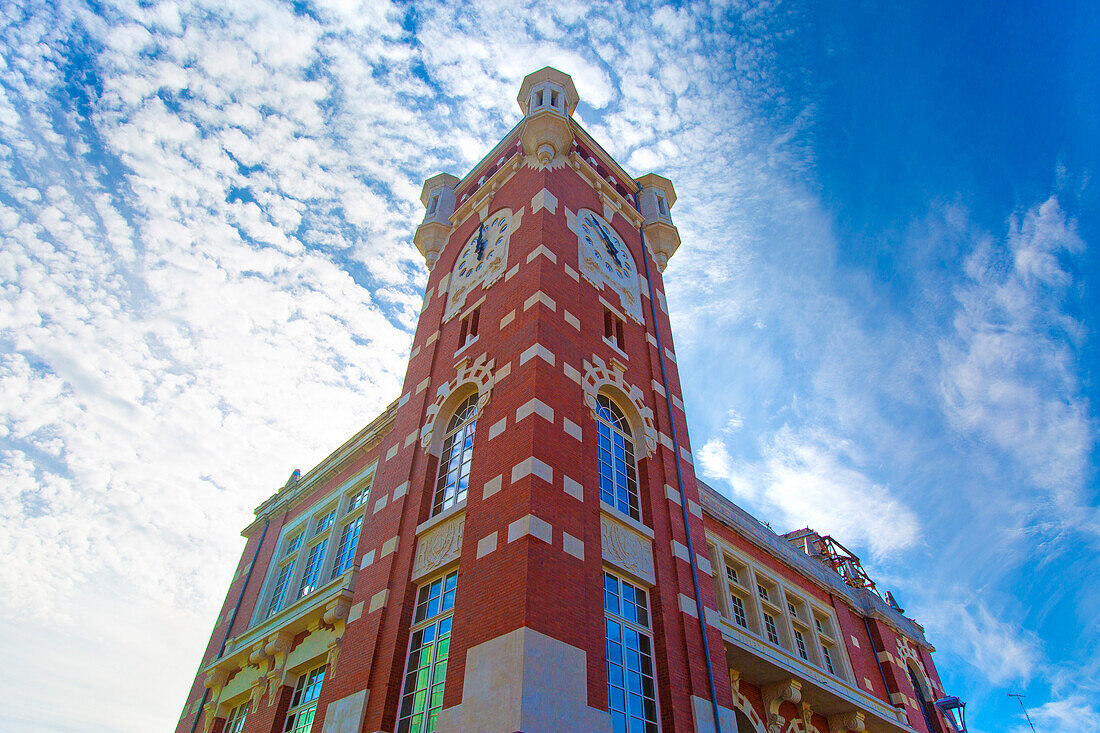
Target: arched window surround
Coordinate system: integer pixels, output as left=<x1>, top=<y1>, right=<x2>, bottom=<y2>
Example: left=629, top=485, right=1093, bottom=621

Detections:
left=581, top=356, right=658, bottom=459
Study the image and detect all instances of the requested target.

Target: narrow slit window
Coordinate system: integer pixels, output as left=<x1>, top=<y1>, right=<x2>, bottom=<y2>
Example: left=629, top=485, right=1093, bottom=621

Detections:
left=426, top=191, right=440, bottom=215
left=603, top=307, right=626, bottom=352
left=459, top=307, right=480, bottom=349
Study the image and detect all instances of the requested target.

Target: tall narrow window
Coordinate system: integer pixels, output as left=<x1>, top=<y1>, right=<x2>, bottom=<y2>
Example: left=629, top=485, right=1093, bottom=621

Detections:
left=821, top=644, right=835, bottom=674
left=793, top=629, right=809, bottom=660
left=397, top=571, right=458, bottom=733
left=297, top=537, right=330, bottom=598
left=595, top=394, right=640, bottom=520
left=730, top=594, right=748, bottom=628
left=223, top=702, right=248, bottom=733
left=330, top=515, right=363, bottom=578
left=433, top=394, right=478, bottom=516
left=426, top=191, right=440, bottom=215
left=284, top=665, right=325, bottom=733
left=603, top=307, right=626, bottom=351
left=655, top=192, right=669, bottom=219
left=603, top=572, right=659, bottom=733
left=458, top=307, right=480, bottom=349
left=763, top=613, right=780, bottom=645
left=267, top=534, right=302, bottom=617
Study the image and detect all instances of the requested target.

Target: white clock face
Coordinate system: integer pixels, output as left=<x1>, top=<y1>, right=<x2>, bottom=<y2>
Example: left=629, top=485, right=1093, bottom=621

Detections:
left=455, top=212, right=508, bottom=283
left=577, top=209, right=643, bottom=324
left=580, top=211, right=634, bottom=285
left=445, top=208, right=513, bottom=322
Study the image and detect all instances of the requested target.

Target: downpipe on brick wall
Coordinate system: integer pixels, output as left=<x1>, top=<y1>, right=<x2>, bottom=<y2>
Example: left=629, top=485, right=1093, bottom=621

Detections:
left=188, top=519, right=270, bottom=733
left=636, top=190, right=724, bottom=733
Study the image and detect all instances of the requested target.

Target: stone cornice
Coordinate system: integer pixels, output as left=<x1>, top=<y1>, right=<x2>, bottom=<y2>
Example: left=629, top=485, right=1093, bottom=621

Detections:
left=452, top=123, right=523, bottom=203
left=243, top=400, right=397, bottom=535
left=570, top=121, right=640, bottom=199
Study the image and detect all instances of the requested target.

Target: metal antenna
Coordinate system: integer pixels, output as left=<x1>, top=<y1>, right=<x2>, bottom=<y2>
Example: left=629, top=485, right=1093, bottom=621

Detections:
left=1008, top=693, right=1036, bottom=733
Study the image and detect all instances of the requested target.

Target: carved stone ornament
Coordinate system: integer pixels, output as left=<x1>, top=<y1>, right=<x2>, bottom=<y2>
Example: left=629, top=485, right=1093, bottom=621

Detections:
left=826, top=711, right=866, bottom=733
left=421, top=355, right=495, bottom=450
left=582, top=356, right=658, bottom=456
left=600, top=513, right=655, bottom=585
left=412, top=512, right=465, bottom=580
left=763, top=679, right=802, bottom=733
left=249, top=677, right=267, bottom=713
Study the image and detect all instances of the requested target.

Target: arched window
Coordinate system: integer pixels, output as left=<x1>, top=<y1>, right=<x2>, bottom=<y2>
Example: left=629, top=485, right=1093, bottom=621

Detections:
left=432, top=393, right=478, bottom=516
left=907, top=663, right=938, bottom=733
left=595, top=393, right=640, bottom=520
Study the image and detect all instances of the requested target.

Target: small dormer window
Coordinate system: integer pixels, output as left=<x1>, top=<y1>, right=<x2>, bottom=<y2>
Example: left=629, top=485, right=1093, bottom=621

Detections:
left=426, top=190, right=440, bottom=216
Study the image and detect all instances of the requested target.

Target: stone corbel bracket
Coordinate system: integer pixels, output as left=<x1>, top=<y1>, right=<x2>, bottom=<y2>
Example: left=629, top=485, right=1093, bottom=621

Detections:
left=200, top=668, right=230, bottom=733
left=799, top=701, right=818, bottom=733
left=323, top=596, right=352, bottom=677
left=421, top=355, right=495, bottom=449
left=263, top=631, right=295, bottom=705
left=826, top=711, right=866, bottom=733
left=762, top=679, right=802, bottom=733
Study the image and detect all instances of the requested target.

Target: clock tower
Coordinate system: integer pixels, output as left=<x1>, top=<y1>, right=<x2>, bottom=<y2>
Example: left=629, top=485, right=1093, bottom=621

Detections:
left=381, top=65, right=727, bottom=731
left=179, top=65, right=953, bottom=733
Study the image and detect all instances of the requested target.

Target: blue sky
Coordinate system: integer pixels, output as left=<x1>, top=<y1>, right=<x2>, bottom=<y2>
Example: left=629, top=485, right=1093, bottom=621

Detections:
left=0, top=1, right=1096, bottom=731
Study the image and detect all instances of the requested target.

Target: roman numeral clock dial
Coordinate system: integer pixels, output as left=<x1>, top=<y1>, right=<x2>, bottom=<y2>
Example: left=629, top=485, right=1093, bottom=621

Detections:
left=577, top=209, right=643, bottom=323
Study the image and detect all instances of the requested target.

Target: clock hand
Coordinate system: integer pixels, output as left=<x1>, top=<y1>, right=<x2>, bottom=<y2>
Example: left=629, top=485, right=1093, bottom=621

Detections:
left=595, top=221, right=622, bottom=268
left=475, top=222, right=486, bottom=261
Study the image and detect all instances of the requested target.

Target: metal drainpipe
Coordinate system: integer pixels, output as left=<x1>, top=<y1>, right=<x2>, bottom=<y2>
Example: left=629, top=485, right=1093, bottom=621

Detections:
left=635, top=191, right=723, bottom=733
left=188, top=519, right=270, bottom=733
left=863, top=615, right=894, bottom=707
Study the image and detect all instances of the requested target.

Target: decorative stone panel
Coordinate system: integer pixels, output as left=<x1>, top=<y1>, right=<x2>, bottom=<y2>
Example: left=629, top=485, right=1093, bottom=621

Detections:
left=412, top=511, right=465, bottom=581
left=600, top=512, right=655, bottom=585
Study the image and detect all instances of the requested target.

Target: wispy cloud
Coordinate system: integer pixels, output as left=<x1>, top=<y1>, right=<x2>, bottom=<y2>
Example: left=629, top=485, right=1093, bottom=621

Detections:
left=939, top=196, right=1094, bottom=531
left=700, top=426, right=920, bottom=556
left=1008, top=696, right=1100, bottom=733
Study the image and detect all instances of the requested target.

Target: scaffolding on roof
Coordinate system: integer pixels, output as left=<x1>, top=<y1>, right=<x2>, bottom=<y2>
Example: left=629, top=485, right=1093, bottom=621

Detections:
left=783, top=528, right=878, bottom=593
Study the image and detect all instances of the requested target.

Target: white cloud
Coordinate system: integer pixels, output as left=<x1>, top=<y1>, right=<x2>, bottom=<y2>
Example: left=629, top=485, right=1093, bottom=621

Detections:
left=702, top=426, right=920, bottom=557
left=1009, top=696, right=1100, bottom=733
left=939, top=197, right=1094, bottom=530
left=916, top=597, right=1042, bottom=687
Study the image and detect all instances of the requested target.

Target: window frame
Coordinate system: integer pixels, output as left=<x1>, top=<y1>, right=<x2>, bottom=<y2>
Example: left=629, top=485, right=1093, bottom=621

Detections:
left=283, top=664, right=326, bottom=733
left=707, top=539, right=853, bottom=682
left=396, top=570, right=459, bottom=733
left=594, top=393, right=642, bottom=521
left=431, top=393, right=479, bottom=517
left=602, top=570, right=661, bottom=733
left=222, top=701, right=248, bottom=733
left=254, top=471, right=374, bottom=625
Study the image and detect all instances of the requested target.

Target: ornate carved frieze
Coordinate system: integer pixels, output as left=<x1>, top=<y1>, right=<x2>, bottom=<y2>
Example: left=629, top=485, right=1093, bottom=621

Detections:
left=412, top=511, right=465, bottom=581
left=600, top=512, right=655, bottom=585
left=826, top=711, right=866, bottom=733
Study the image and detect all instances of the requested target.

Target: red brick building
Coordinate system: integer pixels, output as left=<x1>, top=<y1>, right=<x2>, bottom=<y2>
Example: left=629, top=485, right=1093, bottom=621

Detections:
left=177, top=67, right=956, bottom=733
